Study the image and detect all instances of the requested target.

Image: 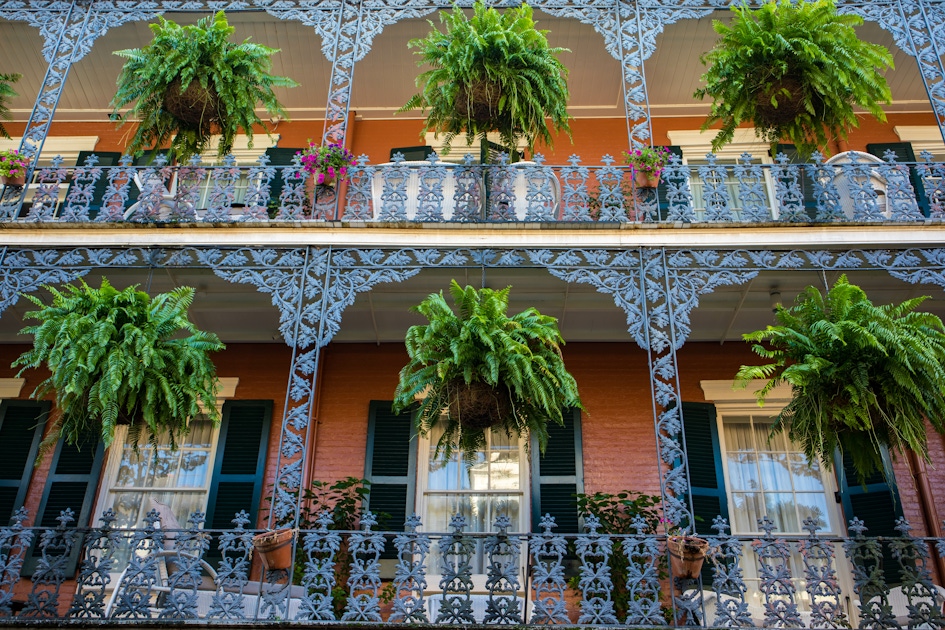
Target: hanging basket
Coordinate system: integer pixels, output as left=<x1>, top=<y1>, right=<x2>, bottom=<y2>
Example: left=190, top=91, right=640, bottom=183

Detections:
left=633, top=170, right=661, bottom=189
left=456, top=79, right=503, bottom=124
left=667, top=535, right=709, bottom=579
left=252, top=528, right=296, bottom=571
left=754, top=75, right=806, bottom=128
left=448, top=379, right=513, bottom=431
left=163, top=77, right=220, bottom=132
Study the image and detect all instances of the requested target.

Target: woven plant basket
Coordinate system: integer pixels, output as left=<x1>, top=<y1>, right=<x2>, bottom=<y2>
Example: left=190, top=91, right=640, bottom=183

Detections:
left=448, top=379, right=513, bottom=431
left=754, top=75, right=806, bottom=128
left=456, top=79, right=503, bottom=124
left=163, top=78, right=220, bottom=131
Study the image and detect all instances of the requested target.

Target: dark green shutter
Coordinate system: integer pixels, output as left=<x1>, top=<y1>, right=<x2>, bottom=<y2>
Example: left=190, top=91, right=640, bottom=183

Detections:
left=264, top=147, right=305, bottom=212
left=836, top=450, right=904, bottom=585
left=22, top=435, right=105, bottom=577
left=774, top=144, right=818, bottom=219
left=866, top=142, right=929, bottom=217
left=531, top=409, right=583, bottom=533
left=205, top=401, right=272, bottom=531
left=66, top=151, right=122, bottom=220
left=656, top=145, right=683, bottom=220
left=0, top=401, right=47, bottom=525
left=365, top=401, right=416, bottom=557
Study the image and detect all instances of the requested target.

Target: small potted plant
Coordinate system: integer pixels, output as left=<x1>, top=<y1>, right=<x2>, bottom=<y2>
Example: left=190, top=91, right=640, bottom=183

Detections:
left=400, top=1, right=571, bottom=160
left=12, top=278, right=225, bottom=459
left=393, top=280, right=583, bottom=460
left=252, top=527, right=297, bottom=571
left=694, top=0, right=893, bottom=157
left=0, top=73, right=21, bottom=140
left=736, top=275, right=945, bottom=485
left=661, top=517, right=708, bottom=580
left=297, top=141, right=356, bottom=187
left=0, top=148, right=30, bottom=187
left=623, top=146, right=673, bottom=188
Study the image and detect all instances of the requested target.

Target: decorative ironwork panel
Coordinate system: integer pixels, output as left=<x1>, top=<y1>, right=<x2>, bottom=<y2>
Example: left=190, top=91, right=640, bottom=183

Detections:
left=241, top=155, right=276, bottom=222
left=487, top=156, right=519, bottom=222
left=844, top=517, right=896, bottom=630
left=890, top=518, right=945, bottom=630
left=0, top=508, right=33, bottom=617
left=576, top=514, right=619, bottom=625
left=697, top=154, right=733, bottom=222
left=560, top=155, right=592, bottom=222
left=734, top=153, right=772, bottom=223
left=24, top=157, right=67, bottom=222
left=390, top=515, right=430, bottom=623
left=158, top=511, right=212, bottom=620
left=663, top=155, right=695, bottom=223
left=21, top=509, right=77, bottom=618
left=876, top=150, right=923, bottom=221
left=623, top=516, right=662, bottom=625
left=798, top=517, right=848, bottom=629
left=207, top=512, right=253, bottom=620
left=60, top=154, right=103, bottom=223
left=595, top=155, right=628, bottom=223
left=752, top=516, right=802, bottom=628
left=529, top=515, right=569, bottom=625
left=70, top=510, right=119, bottom=619
left=435, top=514, right=475, bottom=624
left=483, top=515, right=523, bottom=624
left=109, top=510, right=164, bottom=619
left=772, top=153, right=807, bottom=222
left=341, top=511, right=384, bottom=622
left=706, top=517, right=753, bottom=628
left=521, top=156, right=557, bottom=222
left=377, top=155, right=411, bottom=221
left=298, top=512, right=342, bottom=620
left=415, top=154, right=449, bottom=222
left=806, top=153, right=845, bottom=223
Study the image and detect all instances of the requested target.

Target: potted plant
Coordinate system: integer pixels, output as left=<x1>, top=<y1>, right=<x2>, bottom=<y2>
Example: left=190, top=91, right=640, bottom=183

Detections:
left=297, top=141, right=357, bottom=187
left=12, top=278, right=225, bottom=459
left=252, top=527, right=297, bottom=571
left=623, top=146, right=673, bottom=188
left=694, top=0, right=893, bottom=157
left=661, top=518, right=708, bottom=580
left=393, top=280, right=583, bottom=460
left=0, top=73, right=20, bottom=140
left=0, top=149, right=29, bottom=187
left=110, top=11, right=298, bottom=162
left=736, top=275, right=945, bottom=485
left=399, top=1, right=571, bottom=160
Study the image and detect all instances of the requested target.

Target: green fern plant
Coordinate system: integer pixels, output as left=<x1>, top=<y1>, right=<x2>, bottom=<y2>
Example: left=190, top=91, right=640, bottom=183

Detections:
left=12, top=278, right=225, bottom=460
left=736, top=275, right=945, bottom=484
left=0, top=73, right=20, bottom=140
left=399, top=1, right=571, bottom=158
left=694, top=0, right=893, bottom=157
left=393, top=280, right=583, bottom=460
left=110, top=11, right=298, bottom=161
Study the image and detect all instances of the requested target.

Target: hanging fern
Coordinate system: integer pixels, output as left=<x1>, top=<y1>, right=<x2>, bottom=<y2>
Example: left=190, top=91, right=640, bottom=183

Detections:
left=694, top=0, right=893, bottom=157
left=110, top=11, right=298, bottom=161
left=12, top=278, right=225, bottom=461
left=393, top=280, right=583, bottom=461
left=400, top=1, right=572, bottom=157
left=736, top=275, right=945, bottom=484
left=0, top=73, right=20, bottom=140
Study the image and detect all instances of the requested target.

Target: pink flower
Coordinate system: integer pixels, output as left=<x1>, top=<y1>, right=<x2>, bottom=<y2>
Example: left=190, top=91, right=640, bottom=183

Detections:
left=317, top=172, right=326, bottom=184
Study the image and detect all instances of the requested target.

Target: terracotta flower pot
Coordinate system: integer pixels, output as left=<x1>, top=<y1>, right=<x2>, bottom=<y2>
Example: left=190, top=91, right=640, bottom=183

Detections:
left=252, top=528, right=296, bottom=571
left=1, top=174, right=26, bottom=187
left=667, top=535, right=709, bottom=579
left=633, top=170, right=661, bottom=189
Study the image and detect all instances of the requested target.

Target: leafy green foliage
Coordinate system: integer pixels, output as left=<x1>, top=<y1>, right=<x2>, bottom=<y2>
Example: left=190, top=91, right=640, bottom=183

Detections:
left=0, top=73, right=20, bottom=140
left=694, top=0, right=893, bottom=157
left=12, top=278, right=225, bottom=460
left=110, top=11, right=298, bottom=161
left=736, top=275, right=945, bottom=484
left=400, top=1, right=571, bottom=157
left=393, top=280, right=583, bottom=461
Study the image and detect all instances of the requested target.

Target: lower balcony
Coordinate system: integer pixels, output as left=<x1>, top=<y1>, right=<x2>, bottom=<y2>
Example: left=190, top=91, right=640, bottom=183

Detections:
left=1, top=150, right=942, bottom=225
left=3, top=506, right=943, bottom=627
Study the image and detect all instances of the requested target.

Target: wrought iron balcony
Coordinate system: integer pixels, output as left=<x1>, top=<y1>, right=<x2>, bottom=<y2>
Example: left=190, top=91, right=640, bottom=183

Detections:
left=1, top=151, right=942, bottom=226
left=4, top=506, right=944, bottom=627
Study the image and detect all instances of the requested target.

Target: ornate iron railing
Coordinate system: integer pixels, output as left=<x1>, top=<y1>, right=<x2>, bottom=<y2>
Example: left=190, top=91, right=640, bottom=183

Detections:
left=1, top=151, right=943, bottom=226
left=3, top=507, right=944, bottom=627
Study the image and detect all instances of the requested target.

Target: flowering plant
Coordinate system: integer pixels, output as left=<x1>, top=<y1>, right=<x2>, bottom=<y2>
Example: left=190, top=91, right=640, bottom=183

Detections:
left=622, top=146, right=673, bottom=176
left=297, top=141, right=356, bottom=185
left=660, top=517, right=689, bottom=537
left=0, top=149, right=30, bottom=179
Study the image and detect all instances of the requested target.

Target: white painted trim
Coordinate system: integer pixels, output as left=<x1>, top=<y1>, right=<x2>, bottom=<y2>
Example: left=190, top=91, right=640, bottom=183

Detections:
left=893, top=126, right=945, bottom=156
left=667, top=128, right=771, bottom=159
left=700, top=379, right=792, bottom=405
left=0, top=137, right=100, bottom=164
left=0, top=378, right=26, bottom=398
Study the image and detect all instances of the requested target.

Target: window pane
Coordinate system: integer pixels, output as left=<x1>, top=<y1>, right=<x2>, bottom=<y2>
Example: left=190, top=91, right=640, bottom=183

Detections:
left=759, top=453, right=791, bottom=491
left=764, top=492, right=799, bottom=532
left=796, top=493, right=834, bottom=531
left=731, top=492, right=763, bottom=532
left=724, top=417, right=755, bottom=451
left=790, top=454, right=825, bottom=491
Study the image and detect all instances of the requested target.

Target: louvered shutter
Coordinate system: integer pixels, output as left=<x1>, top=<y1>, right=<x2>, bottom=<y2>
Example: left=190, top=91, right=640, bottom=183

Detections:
left=866, top=142, right=929, bottom=217
left=682, top=402, right=728, bottom=583
left=365, top=401, right=416, bottom=557
left=205, top=401, right=271, bottom=532
left=0, top=401, right=47, bottom=525
left=22, top=435, right=105, bottom=576
left=774, top=144, right=818, bottom=219
left=531, top=409, right=583, bottom=533
left=656, top=145, right=684, bottom=221
left=836, top=450, right=904, bottom=585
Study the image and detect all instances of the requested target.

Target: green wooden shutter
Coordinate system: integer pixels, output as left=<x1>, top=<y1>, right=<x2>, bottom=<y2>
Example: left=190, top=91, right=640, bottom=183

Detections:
left=205, top=401, right=272, bottom=531
left=682, top=402, right=728, bottom=584
left=0, top=401, right=47, bottom=525
left=836, top=450, right=904, bottom=585
left=774, top=143, right=818, bottom=219
left=365, top=401, right=416, bottom=557
left=656, top=145, right=683, bottom=221
left=66, top=151, right=122, bottom=220
left=531, top=409, right=583, bottom=533
left=264, top=147, right=305, bottom=212
left=22, top=435, right=105, bottom=577
left=866, top=142, right=929, bottom=217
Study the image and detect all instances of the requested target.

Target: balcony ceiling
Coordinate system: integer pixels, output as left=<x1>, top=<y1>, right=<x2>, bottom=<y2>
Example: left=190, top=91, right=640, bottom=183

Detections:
left=0, top=10, right=930, bottom=123
left=0, top=264, right=943, bottom=346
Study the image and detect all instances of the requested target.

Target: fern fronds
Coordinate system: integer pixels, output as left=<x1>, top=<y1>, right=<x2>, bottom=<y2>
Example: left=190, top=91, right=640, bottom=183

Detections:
left=736, top=275, right=945, bottom=484
left=393, top=280, right=583, bottom=461
left=12, top=278, right=225, bottom=463
left=0, top=73, right=20, bottom=140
